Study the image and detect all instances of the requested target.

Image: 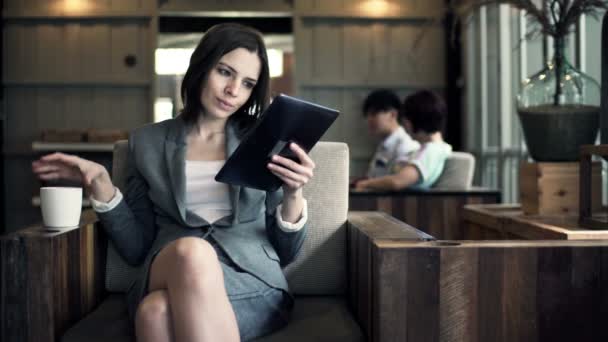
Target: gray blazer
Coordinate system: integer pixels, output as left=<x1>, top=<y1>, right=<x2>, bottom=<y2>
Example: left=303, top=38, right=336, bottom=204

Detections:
left=97, top=117, right=308, bottom=292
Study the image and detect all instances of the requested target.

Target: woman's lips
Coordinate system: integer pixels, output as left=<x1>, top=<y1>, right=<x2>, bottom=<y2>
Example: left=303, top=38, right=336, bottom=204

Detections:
left=217, top=98, right=235, bottom=110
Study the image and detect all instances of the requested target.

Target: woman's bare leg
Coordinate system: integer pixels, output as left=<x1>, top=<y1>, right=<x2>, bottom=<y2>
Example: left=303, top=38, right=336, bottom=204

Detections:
left=135, top=290, right=174, bottom=342
left=146, top=237, right=240, bottom=342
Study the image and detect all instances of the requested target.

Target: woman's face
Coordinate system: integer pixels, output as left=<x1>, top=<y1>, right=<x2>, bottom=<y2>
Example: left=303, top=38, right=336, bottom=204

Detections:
left=199, top=47, right=262, bottom=120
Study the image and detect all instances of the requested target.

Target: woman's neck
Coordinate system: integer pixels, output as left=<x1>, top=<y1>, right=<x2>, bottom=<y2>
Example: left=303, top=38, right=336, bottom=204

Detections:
left=194, top=114, right=228, bottom=141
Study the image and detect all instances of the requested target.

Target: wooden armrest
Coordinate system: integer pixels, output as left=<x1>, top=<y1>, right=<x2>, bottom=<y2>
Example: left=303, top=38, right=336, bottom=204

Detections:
left=1, top=210, right=107, bottom=342
left=347, top=211, right=435, bottom=341
left=346, top=219, right=608, bottom=342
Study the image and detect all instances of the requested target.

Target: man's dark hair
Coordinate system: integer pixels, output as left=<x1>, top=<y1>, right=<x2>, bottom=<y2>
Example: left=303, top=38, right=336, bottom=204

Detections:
left=400, top=90, right=446, bottom=134
left=362, top=89, right=401, bottom=117
left=180, top=23, right=270, bottom=136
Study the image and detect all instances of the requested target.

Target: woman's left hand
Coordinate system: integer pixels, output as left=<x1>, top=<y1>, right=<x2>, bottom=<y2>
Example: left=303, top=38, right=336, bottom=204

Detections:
left=267, top=142, right=315, bottom=196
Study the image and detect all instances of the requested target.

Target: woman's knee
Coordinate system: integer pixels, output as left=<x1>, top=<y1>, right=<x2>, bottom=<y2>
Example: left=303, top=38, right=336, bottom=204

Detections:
left=171, top=237, right=221, bottom=279
left=135, top=290, right=170, bottom=326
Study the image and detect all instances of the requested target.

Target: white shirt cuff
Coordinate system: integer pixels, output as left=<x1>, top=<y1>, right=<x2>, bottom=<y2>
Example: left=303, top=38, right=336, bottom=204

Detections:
left=275, top=199, right=308, bottom=232
left=90, top=187, right=123, bottom=213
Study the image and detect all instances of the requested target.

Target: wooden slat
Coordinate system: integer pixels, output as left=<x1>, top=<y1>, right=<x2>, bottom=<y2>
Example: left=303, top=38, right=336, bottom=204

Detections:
left=347, top=211, right=436, bottom=340
left=406, top=248, right=440, bottom=341
left=373, top=247, right=408, bottom=341
left=502, top=247, right=538, bottom=341
left=1, top=212, right=106, bottom=342
left=477, top=247, right=504, bottom=341
left=366, top=240, right=608, bottom=342
left=439, top=248, right=478, bottom=342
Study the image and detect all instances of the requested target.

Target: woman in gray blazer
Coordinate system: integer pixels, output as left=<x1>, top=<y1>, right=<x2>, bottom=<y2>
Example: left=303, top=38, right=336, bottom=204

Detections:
left=32, top=23, right=313, bottom=342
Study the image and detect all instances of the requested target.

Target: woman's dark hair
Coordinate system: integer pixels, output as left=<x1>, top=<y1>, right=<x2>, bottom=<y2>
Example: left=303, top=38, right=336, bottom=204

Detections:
left=180, top=23, right=270, bottom=135
left=400, top=90, right=446, bottom=134
left=362, top=89, right=401, bottom=117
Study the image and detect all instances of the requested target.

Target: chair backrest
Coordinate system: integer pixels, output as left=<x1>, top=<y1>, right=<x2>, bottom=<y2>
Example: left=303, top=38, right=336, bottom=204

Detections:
left=105, top=141, right=350, bottom=296
left=432, top=151, right=475, bottom=189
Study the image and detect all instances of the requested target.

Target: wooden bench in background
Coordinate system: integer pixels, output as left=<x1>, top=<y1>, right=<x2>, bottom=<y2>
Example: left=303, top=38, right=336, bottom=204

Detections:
left=350, top=187, right=501, bottom=240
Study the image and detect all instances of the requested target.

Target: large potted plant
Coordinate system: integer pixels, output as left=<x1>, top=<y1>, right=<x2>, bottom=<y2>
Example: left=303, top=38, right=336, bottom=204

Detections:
left=458, top=0, right=607, bottom=161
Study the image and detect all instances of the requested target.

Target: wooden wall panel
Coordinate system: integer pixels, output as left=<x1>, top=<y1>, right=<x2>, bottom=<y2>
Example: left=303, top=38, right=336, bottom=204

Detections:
left=297, top=0, right=444, bottom=18
left=4, top=22, right=150, bottom=82
left=4, top=87, right=148, bottom=144
left=2, top=1, right=156, bottom=235
left=294, top=1, right=447, bottom=177
left=4, top=0, right=151, bottom=13
left=160, top=0, right=292, bottom=12
left=343, top=23, right=372, bottom=81
left=297, top=22, right=444, bottom=87
left=311, top=22, right=344, bottom=82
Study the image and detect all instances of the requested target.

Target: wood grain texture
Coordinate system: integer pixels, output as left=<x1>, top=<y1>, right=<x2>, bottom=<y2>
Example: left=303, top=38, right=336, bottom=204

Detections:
left=347, top=211, right=435, bottom=340
left=2, top=0, right=155, bottom=233
left=0, top=211, right=106, bottom=342
left=520, top=161, right=602, bottom=215
left=350, top=189, right=501, bottom=240
left=367, top=240, right=608, bottom=342
left=464, top=204, right=608, bottom=240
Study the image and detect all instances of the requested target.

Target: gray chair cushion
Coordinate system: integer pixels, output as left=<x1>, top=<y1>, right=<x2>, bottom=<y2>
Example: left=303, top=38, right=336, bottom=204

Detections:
left=61, top=295, right=363, bottom=342
left=285, top=142, right=349, bottom=295
left=432, top=151, right=475, bottom=189
left=105, top=141, right=350, bottom=296
left=254, top=297, right=364, bottom=342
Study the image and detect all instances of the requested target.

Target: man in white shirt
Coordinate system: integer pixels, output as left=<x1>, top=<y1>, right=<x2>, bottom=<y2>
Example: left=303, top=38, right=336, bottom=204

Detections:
left=357, top=89, right=419, bottom=183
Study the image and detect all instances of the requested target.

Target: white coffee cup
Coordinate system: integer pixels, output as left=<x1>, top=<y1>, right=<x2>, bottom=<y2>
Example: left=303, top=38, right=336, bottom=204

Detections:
left=40, top=187, right=83, bottom=228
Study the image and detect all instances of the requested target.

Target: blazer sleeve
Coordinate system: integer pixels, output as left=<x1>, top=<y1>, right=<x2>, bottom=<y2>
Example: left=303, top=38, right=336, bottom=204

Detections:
left=264, top=188, right=307, bottom=266
left=96, top=136, right=157, bottom=266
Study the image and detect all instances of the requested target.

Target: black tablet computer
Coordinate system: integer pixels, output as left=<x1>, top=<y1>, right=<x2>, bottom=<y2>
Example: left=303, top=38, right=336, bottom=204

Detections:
left=215, top=94, right=339, bottom=191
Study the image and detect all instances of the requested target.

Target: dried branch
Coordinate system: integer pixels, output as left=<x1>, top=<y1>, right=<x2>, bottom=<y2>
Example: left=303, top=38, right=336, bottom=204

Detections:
left=453, top=0, right=608, bottom=38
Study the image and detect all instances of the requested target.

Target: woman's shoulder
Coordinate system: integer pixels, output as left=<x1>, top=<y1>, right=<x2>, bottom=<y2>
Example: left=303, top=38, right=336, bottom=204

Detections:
left=130, top=117, right=182, bottom=142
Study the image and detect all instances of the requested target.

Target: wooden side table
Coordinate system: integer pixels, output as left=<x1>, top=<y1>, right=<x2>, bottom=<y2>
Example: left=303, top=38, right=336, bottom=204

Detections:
left=463, top=203, right=608, bottom=240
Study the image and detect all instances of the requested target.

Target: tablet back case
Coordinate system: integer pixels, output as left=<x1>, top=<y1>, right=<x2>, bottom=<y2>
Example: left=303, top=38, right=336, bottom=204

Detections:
left=215, top=94, right=339, bottom=191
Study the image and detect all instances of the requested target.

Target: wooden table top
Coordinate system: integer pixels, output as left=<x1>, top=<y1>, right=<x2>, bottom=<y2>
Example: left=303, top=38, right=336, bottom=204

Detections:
left=463, top=203, right=608, bottom=240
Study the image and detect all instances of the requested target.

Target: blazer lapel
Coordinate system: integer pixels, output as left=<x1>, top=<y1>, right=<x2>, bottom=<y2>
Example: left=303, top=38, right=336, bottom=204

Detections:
left=165, top=118, right=188, bottom=223
left=226, top=122, right=241, bottom=224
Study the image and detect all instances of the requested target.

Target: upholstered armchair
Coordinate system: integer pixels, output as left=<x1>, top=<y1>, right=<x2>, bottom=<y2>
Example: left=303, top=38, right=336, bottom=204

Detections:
left=0, top=141, right=434, bottom=342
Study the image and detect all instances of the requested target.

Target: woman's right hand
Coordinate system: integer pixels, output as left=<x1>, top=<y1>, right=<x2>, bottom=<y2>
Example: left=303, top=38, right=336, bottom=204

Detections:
left=32, top=152, right=116, bottom=202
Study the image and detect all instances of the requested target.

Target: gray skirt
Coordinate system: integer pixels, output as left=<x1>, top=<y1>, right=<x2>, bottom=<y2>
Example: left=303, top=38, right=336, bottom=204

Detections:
left=125, top=226, right=293, bottom=341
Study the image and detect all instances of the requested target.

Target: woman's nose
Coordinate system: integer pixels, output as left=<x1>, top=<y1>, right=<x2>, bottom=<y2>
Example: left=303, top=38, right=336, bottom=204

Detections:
left=225, top=80, right=240, bottom=97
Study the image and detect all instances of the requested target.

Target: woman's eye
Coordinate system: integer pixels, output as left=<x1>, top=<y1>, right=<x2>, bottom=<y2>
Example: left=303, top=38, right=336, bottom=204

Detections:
left=244, top=81, right=255, bottom=89
left=218, top=68, right=230, bottom=76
